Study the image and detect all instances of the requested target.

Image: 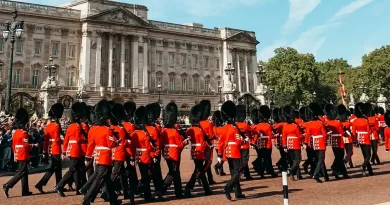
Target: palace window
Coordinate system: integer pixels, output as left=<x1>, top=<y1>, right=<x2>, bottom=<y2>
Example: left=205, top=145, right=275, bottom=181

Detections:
left=13, top=70, right=20, bottom=85
left=156, top=71, right=163, bottom=87
left=241, top=80, right=245, bottom=91
left=16, top=39, right=23, bottom=54
left=192, top=55, right=198, bottom=68
left=156, top=51, right=163, bottom=65
left=204, top=56, right=209, bottom=69
left=68, top=44, right=76, bottom=58
left=51, top=42, right=59, bottom=56
left=113, top=48, right=117, bottom=61
left=113, top=74, right=117, bottom=87
left=180, top=54, right=187, bottom=66
left=125, top=74, right=129, bottom=87
left=181, top=78, right=187, bottom=91
left=240, top=60, right=243, bottom=71
left=169, top=53, right=175, bottom=66
left=67, top=72, right=74, bottom=86
left=125, top=49, right=129, bottom=62
left=216, top=59, right=220, bottom=70
left=169, top=77, right=175, bottom=91
left=0, top=38, right=3, bottom=52
left=34, top=41, right=41, bottom=55
left=193, top=78, right=199, bottom=92
left=32, top=70, right=40, bottom=86
left=205, top=79, right=210, bottom=92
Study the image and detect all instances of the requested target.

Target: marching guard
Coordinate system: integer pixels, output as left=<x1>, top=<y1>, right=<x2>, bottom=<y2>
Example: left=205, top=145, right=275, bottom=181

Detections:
left=235, top=105, right=253, bottom=180
left=366, top=103, right=381, bottom=165
left=338, top=104, right=354, bottom=169
left=384, top=111, right=390, bottom=152
left=213, top=110, right=226, bottom=176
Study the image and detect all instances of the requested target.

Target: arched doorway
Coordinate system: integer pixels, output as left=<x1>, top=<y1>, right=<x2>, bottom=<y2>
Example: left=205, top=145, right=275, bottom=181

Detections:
left=11, top=92, right=37, bottom=115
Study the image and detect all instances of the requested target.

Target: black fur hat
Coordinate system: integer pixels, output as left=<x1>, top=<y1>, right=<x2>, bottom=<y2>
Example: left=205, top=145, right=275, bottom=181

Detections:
left=278, top=106, right=286, bottom=122
left=349, top=108, right=354, bottom=115
left=124, top=101, right=137, bottom=120
left=49, top=103, right=64, bottom=119
left=374, top=106, right=379, bottom=115
left=363, top=102, right=373, bottom=117
left=15, top=108, right=29, bottom=126
left=164, top=102, right=178, bottom=128
left=251, top=108, right=259, bottom=124
left=145, top=103, right=160, bottom=125
left=282, top=105, right=295, bottom=123
left=199, top=100, right=211, bottom=120
left=299, top=107, right=307, bottom=121
left=95, top=99, right=111, bottom=125
left=71, top=102, right=84, bottom=121
left=134, top=106, right=146, bottom=127
left=88, top=105, right=96, bottom=124
left=385, top=111, right=390, bottom=126
left=324, top=104, right=337, bottom=120
left=294, top=110, right=300, bottom=119
left=236, top=105, right=246, bottom=122
left=259, top=105, right=271, bottom=122
left=379, top=107, right=385, bottom=115
left=111, top=103, right=126, bottom=125
left=221, top=101, right=236, bottom=122
left=354, top=102, right=365, bottom=118
left=190, top=104, right=202, bottom=125
left=308, top=102, right=323, bottom=117
left=212, top=110, right=223, bottom=127
left=271, top=107, right=280, bottom=123
left=337, top=104, right=348, bottom=122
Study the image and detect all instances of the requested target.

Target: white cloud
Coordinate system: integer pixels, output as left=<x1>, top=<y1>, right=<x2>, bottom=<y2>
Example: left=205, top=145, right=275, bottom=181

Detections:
left=329, top=0, right=374, bottom=22
left=258, top=41, right=286, bottom=61
left=282, top=0, right=321, bottom=33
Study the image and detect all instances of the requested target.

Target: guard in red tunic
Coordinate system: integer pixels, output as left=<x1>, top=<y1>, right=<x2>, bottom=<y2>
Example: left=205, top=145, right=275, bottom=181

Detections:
left=282, top=105, right=303, bottom=181
left=338, top=104, right=354, bottom=168
left=384, top=111, right=390, bottom=152
left=305, top=102, right=328, bottom=183
left=377, top=107, right=386, bottom=142
left=213, top=111, right=226, bottom=176
left=55, top=102, right=86, bottom=196
left=3, top=108, right=38, bottom=198
left=236, top=105, right=253, bottom=180
left=220, top=101, right=246, bottom=201
left=78, top=102, right=90, bottom=187
left=366, top=103, right=381, bottom=165
left=184, top=104, right=213, bottom=197
left=253, top=105, right=277, bottom=178
left=274, top=108, right=289, bottom=172
left=35, top=103, right=64, bottom=194
left=351, top=102, right=373, bottom=176
left=160, top=102, right=187, bottom=198
left=300, top=107, right=314, bottom=175
left=81, top=99, right=122, bottom=205
left=324, top=104, right=349, bottom=179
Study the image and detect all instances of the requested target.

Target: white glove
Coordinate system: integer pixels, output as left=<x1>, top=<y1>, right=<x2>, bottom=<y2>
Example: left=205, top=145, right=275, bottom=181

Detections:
left=153, top=157, right=158, bottom=163
left=244, top=137, right=249, bottom=142
left=217, top=157, right=222, bottom=163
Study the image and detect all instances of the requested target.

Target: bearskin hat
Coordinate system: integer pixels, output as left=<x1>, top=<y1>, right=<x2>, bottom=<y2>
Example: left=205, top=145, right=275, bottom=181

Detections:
left=374, top=106, right=379, bottom=115
left=87, top=105, right=96, bottom=124
left=95, top=99, right=111, bottom=125
left=324, top=104, right=337, bottom=120
left=111, top=103, right=126, bottom=125
left=236, top=105, right=246, bottom=122
left=278, top=106, right=286, bottom=122
left=379, top=107, right=385, bottom=115
left=294, top=110, right=300, bottom=119
left=385, top=111, right=390, bottom=127
left=164, top=102, right=178, bottom=127
left=271, top=107, right=280, bottom=123
left=134, top=106, right=146, bottom=127
left=221, top=101, right=236, bottom=122
left=354, top=102, right=365, bottom=118
left=251, top=108, right=259, bottom=124
left=363, top=102, right=373, bottom=117
left=212, top=110, right=223, bottom=127
left=259, top=105, right=271, bottom=122
left=308, top=102, right=323, bottom=117
left=282, top=105, right=295, bottom=123
left=349, top=108, right=354, bottom=115
left=71, top=102, right=85, bottom=121
left=299, top=107, right=307, bottom=121
left=199, top=100, right=211, bottom=120
left=337, top=104, right=348, bottom=122
left=15, top=108, right=29, bottom=126
left=49, top=103, right=64, bottom=119
left=124, top=101, right=137, bottom=120
left=190, top=104, right=202, bottom=125
left=145, top=103, right=159, bottom=125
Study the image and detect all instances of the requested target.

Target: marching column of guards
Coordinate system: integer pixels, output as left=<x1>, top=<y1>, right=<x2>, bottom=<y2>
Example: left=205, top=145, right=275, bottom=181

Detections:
left=3, top=98, right=390, bottom=203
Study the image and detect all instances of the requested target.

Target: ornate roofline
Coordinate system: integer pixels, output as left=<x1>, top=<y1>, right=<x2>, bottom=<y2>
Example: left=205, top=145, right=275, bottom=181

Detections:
left=82, top=7, right=150, bottom=27
left=225, top=31, right=260, bottom=45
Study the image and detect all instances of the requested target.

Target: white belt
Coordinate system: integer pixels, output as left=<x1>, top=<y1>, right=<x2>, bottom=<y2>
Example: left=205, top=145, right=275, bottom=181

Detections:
left=357, top=132, right=368, bottom=135
left=49, top=139, right=55, bottom=142
left=191, top=143, right=201, bottom=147
left=96, top=146, right=110, bottom=150
left=15, top=145, right=23, bottom=148
left=136, top=148, right=147, bottom=151
left=165, top=144, right=178, bottom=147
left=331, top=134, right=341, bottom=137
left=228, top=142, right=236, bottom=145
left=312, top=135, right=323, bottom=139
left=126, top=140, right=131, bottom=143
left=69, top=140, right=77, bottom=143
left=287, top=136, right=298, bottom=139
left=260, top=136, right=270, bottom=139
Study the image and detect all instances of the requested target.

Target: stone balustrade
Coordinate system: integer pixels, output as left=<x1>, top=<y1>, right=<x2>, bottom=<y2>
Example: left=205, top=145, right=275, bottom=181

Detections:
left=149, top=20, right=221, bottom=38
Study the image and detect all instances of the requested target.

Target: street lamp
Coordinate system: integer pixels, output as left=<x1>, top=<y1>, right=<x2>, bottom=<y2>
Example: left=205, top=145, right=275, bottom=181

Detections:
left=268, top=87, right=274, bottom=106
left=218, top=85, right=223, bottom=103
left=157, top=83, right=162, bottom=103
left=313, top=91, right=317, bottom=101
left=256, top=64, right=265, bottom=83
left=3, top=9, right=24, bottom=114
left=45, top=56, right=57, bottom=78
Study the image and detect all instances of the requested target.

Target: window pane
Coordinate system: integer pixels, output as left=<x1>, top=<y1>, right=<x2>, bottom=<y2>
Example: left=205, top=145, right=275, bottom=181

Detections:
left=52, top=43, right=58, bottom=56
left=169, top=53, right=175, bottom=66
left=0, top=38, right=3, bottom=52
left=216, top=59, right=219, bottom=70
left=34, top=41, right=41, bottom=55
left=181, top=54, right=186, bottom=66
left=113, top=48, right=116, bottom=61
left=157, top=51, right=162, bottom=65
left=182, top=78, right=187, bottom=91
left=193, top=55, right=198, bottom=68
left=204, top=57, right=209, bottom=68
left=16, top=40, right=23, bottom=53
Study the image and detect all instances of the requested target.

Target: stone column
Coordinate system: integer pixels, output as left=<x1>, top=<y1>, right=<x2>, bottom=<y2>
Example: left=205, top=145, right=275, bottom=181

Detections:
left=251, top=50, right=258, bottom=92
left=236, top=50, right=241, bottom=92
left=108, top=34, right=113, bottom=87
left=142, top=37, right=148, bottom=93
left=120, top=34, right=126, bottom=88
left=95, top=31, right=102, bottom=88
left=80, top=30, right=92, bottom=85
left=244, top=52, right=249, bottom=92
left=131, top=35, right=139, bottom=89
left=222, top=41, right=233, bottom=101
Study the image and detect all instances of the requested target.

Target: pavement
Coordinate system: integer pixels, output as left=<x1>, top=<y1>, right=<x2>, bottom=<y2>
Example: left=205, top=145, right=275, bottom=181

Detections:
left=1, top=147, right=390, bottom=205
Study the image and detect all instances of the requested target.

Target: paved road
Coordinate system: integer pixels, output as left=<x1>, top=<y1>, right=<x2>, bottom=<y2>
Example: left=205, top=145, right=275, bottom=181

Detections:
left=1, top=146, right=390, bottom=205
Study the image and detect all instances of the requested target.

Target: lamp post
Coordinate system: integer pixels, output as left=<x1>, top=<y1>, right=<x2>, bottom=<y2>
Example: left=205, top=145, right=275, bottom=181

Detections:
left=45, top=56, right=57, bottom=78
left=313, top=91, right=317, bottom=102
left=3, top=9, right=25, bottom=114
left=218, top=85, right=223, bottom=103
left=157, top=83, right=162, bottom=103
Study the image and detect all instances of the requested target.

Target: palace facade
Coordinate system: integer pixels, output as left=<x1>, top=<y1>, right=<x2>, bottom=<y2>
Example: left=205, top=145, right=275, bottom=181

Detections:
left=0, top=0, right=259, bottom=114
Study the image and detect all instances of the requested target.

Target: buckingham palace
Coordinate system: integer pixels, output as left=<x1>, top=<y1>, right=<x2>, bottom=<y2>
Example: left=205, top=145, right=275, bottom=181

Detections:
left=0, top=0, right=260, bottom=115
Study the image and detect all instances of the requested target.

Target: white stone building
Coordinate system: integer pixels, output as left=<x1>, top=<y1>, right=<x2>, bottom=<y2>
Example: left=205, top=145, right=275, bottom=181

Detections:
left=0, top=0, right=259, bottom=114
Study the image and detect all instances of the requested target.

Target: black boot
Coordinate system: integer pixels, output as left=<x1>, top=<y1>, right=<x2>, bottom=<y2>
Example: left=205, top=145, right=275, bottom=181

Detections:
left=3, top=184, right=9, bottom=198
left=35, top=184, right=45, bottom=194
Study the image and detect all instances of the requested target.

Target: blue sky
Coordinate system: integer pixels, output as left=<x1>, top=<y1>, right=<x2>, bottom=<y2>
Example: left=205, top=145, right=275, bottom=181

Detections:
left=24, top=0, right=389, bottom=66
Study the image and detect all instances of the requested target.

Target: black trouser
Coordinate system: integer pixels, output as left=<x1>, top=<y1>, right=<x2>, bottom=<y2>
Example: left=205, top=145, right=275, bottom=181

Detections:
left=344, top=143, right=353, bottom=164
left=79, top=156, right=87, bottom=187
left=361, top=144, right=373, bottom=174
left=151, top=156, right=163, bottom=193
left=83, top=165, right=118, bottom=204
left=313, top=150, right=328, bottom=179
left=260, top=148, right=275, bottom=176
left=102, top=161, right=132, bottom=199
left=138, top=163, right=152, bottom=200
left=371, top=140, right=381, bottom=164
left=240, top=149, right=250, bottom=177
left=288, top=150, right=301, bottom=178
left=380, top=127, right=385, bottom=141
left=277, top=147, right=289, bottom=172
left=332, top=148, right=347, bottom=175
left=162, top=159, right=183, bottom=197
left=185, top=160, right=211, bottom=193
left=214, top=149, right=226, bottom=174
left=303, top=147, right=315, bottom=174
left=37, top=155, right=62, bottom=187
left=5, top=160, right=29, bottom=193
left=126, top=157, right=139, bottom=194
left=205, top=149, right=214, bottom=182
left=225, top=158, right=242, bottom=197
left=86, top=160, right=94, bottom=179
left=56, top=157, right=81, bottom=191
left=30, top=147, right=40, bottom=168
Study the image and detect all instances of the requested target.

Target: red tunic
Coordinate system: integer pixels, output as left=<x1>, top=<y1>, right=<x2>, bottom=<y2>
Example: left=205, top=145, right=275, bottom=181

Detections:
left=253, top=122, right=273, bottom=149
left=219, top=124, right=243, bottom=159
left=112, top=125, right=127, bottom=162
left=86, top=126, right=118, bottom=166
left=236, top=122, right=251, bottom=149
left=187, top=126, right=208, bottom=160
left=145, top=125, right=160, bottom=158
left=213, top=126, right=224, bottom=149
left=305, top=120, right=327, bottom=150
left=377, top=114, right=385, bottom=128
left=282, top=123, right=303, bottom=150
left=384, top=127, right=390, bottom=150
left=341, top=121, right=353, bottom=143
left=122, top=122, right=135, bottom=157
left=325, top=120, right=345, bottom=149
left=273, top=122, right=286, bottom=146
left=160, top=128, right=185, bottom=161
left=295, top=118, right=304, bottom=126
left=80, top=122, right=89, bottom=156
left=368, top=116, right=379, bottom=140
left=13, top=129, right=32, bottom=161
left=43, top=121, right=62, bottom=155
left=131, top=130, right=153, bottom=164
left=63, top=123, right=83, bottom=158
left=351, top=118, right=371, bottom=145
